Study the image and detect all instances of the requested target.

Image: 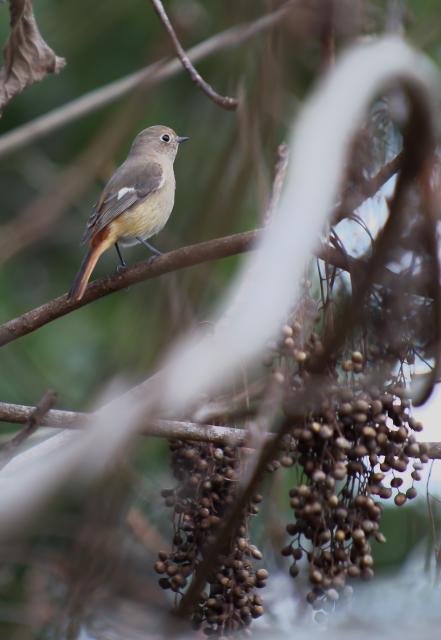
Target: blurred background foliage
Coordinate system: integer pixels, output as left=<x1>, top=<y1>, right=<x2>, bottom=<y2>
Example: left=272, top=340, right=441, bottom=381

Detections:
left=0, top=2, right=441, bottom=637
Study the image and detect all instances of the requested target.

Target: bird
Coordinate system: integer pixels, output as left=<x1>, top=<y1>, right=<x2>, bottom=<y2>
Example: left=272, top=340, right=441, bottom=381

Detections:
left=68, top=125, right=189, bottom=301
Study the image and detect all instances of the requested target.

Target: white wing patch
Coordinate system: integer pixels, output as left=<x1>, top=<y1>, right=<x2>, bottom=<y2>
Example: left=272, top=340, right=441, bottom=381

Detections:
left=157, top=172, right=165, bottom=190
left=117, top=187, right=136, bottom=200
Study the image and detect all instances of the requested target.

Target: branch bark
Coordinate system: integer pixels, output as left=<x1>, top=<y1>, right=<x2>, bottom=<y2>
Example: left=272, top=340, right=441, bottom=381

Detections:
left=0, top=229, right=259, bottom=347
left=0, top=224, right=414, bottom=350
left=0, top=399, right=254, bottom=446
left=0, top=399, right=439, bottom=458
left=0, top=216, right=428, bottom=350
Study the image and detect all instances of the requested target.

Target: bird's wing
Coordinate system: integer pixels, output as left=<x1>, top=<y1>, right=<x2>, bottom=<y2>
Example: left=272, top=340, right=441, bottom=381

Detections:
left=82, top=161, right=164, bottom=243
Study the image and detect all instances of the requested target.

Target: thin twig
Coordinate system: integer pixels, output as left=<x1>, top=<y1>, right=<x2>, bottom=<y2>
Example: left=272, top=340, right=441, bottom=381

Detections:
left=0, top=400, right=85, bottom=428
left=149, top=0, right=237, bottom=110
left=0, top=1, right=294, bottom=159
left=0, top=390, right=57, bottom=468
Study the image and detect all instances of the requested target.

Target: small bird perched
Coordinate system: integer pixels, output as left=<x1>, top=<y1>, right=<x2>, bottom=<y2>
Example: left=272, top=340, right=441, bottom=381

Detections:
left=68, top=125, right=189, bottom=301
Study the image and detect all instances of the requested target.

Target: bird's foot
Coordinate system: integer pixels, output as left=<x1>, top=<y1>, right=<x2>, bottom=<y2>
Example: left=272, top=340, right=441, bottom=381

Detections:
left=136, top=236, right=163, bottom=256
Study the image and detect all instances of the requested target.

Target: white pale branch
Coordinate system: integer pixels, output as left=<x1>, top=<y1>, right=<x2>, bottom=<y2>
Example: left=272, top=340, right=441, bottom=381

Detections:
left=161, top=37, right=440, bottom=410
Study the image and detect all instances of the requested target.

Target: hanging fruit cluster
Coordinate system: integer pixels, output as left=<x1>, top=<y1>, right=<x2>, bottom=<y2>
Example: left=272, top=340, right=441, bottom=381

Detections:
left=154, top=440, right=267, bottom=637
left=264, top=284, right=430, bottom=611
left=282, top=378, right=428, bottom=609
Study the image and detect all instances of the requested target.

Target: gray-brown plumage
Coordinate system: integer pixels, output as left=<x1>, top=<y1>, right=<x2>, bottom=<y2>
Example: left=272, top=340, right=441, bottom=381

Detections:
left=68, top=125, right=188, bottom=301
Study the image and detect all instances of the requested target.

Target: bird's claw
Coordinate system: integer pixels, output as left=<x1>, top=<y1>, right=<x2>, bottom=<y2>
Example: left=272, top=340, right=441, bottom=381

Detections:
left=117, top=264, right=127, bottom=274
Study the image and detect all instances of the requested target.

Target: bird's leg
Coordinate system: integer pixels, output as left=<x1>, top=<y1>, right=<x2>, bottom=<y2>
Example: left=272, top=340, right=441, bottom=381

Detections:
left=136, top=236, right=163, bottom=256
left=115, top=242, right=127, bottom=273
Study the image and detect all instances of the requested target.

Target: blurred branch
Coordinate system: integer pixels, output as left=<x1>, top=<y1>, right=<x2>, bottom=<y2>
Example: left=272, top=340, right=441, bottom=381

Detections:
left=319, top=0, right=335, bottom=72
left=0, top=390, right=57, bottom=468
left=149, top=0, right=237, bottom=110
left=126, top=507, right=167, bottom=553
left=411, top=152, right=441, bottom=406
left=0, top=399, right=440, bottom=460
left=263, top=143, right=289, bottom=225
left=0, top=1, right=294, bottom=158
left=335, top=151, right=403, bottom=222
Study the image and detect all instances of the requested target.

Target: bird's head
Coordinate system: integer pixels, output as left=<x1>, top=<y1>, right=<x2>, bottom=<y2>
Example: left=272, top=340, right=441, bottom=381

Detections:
left=131, top=125, right=189, bottom=161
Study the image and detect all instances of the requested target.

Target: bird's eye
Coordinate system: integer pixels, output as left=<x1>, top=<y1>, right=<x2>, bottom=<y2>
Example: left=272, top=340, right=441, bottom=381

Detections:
left=161, top=134, right=170, bottom=143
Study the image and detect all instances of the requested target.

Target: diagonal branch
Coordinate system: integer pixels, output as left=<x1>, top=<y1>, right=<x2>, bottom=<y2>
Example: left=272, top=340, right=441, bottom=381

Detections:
left=0, top=226, right=417, bottom=350
left=0, top=229, right=259, bottom=348
left=149, top=0, right=237, bottom=110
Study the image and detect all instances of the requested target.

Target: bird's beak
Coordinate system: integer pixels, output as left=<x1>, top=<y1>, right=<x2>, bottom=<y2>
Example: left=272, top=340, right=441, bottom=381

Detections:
left=176, top=136, right=190, bottom=144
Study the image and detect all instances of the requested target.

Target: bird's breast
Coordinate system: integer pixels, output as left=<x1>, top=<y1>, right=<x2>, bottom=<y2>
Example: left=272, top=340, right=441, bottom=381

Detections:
left=110, top=172, right=175, bottom=244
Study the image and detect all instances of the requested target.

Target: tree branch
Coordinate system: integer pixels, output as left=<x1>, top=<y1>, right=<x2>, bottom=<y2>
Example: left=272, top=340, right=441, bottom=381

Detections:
left=0, top=399, right=439, bottom=459
left=0, top=230, right=259, bottom=348
left=149, top=0, right=237, bottom=110
left=0, top=399, right=254, bottom=446
left=0, top=1, right=294, bottom=159
left=0, top=400, right=85, bottom=428
left=0, top=225, right=412, bottom=350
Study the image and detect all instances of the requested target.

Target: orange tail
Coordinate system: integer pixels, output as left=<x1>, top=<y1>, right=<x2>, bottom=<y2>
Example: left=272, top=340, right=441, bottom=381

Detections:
left=68, top=239, right=108, bottom=301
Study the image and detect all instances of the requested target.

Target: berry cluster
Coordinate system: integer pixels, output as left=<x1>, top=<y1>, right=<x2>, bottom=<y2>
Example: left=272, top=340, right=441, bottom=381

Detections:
left=154, top=440, right=266, bottom=637
left=282, top=380, right=428, bottom=609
